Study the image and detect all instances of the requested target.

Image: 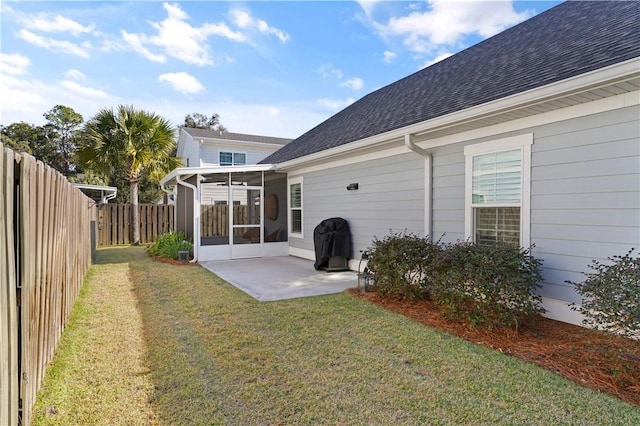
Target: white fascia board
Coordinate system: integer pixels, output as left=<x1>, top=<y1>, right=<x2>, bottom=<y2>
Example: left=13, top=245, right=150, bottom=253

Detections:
left=73, top=183, right=118, bottom=192
left=160, top=164, right=276, bottom=185
left=275, top=57, right=640, bottom=172
left=201, top=138, right=288, bottom=149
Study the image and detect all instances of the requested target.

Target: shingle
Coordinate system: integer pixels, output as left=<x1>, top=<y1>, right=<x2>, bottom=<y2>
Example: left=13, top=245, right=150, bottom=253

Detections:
left=261, top=1, right=640, bottom=164
left=182, top=128, right=292, bottom=146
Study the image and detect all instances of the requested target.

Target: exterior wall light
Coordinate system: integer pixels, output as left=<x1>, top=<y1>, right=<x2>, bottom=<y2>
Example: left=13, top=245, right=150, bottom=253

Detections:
left=346, top=183, right=359, bottom=191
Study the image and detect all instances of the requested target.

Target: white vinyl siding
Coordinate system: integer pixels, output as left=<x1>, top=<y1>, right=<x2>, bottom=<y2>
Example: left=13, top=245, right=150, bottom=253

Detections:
left=287, top=152, right=424, bottom=255
left=199, top=143, right=279, bottom=166
left=529, top=105, right=639, bottom=302
left=464, top=134, right=533, bottom=248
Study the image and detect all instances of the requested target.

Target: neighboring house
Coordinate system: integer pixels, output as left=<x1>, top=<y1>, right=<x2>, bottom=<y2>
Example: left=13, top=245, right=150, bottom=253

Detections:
left=162, top=1, right=639, bottom=325
left=177, top=127, right=292, bottom=168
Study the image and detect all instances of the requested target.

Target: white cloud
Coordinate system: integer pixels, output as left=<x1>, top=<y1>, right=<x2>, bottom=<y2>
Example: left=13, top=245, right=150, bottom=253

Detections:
left=64, top=69, right=86, bottom=81
left=25, top=14, right=94, bottom=36
left=17, top=29, right=90, bottom=57
left=340, top=77, right=364, bottom=91
left=317, top=63, right=343, bottom=80
left=229, top=8, right=289, bottom=43
left=317, top=97, right=356, bottom=112
left=422, top=52, right=453, bottom=68
left=59, top=80, right=110, bottom=99
left=356, top=0, right=380, bottom=20
left=383, top=50, right=396, bottom=64
left=0, top=53, right=31, bottom=76
left=158, top=72, right=205, bottom=95
left=372, top=0, right=531, bottom=53
left=121, top=30, right=167, bottom=63
left=262, top=106, right=280, bottom=116
left=0, top=75, right=48, bottom=121
left=122, top=2, right=245, bottom=66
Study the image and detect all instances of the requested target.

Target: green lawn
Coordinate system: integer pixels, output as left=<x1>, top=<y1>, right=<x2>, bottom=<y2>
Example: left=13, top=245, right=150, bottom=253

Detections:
left=33, top=246, right=640, bottom=425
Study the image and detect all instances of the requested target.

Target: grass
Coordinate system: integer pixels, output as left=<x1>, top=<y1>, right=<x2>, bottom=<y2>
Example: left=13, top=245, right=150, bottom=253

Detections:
left=33, top=246, right=640, bottom=425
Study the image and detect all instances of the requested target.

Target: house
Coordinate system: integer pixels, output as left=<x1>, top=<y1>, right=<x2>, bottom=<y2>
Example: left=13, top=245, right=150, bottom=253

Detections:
left=176, top=127, right=292, bottom=168
left=161, top=1, right=639, bottom=325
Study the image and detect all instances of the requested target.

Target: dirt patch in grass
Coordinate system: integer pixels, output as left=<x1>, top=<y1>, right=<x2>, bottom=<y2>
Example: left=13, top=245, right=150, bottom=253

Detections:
left=150, top=255, right=199, bottom=266
left=348, top=289, right=640, bottom=407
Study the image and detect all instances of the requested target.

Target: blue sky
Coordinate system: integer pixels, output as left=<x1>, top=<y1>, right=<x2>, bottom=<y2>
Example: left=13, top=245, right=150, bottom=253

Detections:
left=1, top=1, right=561, bottom=138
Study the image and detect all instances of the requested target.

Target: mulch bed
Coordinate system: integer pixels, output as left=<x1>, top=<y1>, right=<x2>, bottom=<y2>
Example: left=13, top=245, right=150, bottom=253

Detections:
left=348, top=289, right=640, bottom=406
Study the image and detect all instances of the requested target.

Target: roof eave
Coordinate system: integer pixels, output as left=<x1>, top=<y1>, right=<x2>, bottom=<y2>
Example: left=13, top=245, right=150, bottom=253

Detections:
left=275, top=57, right=640, bottom=172
left=160, top=164, right=277, bottom=186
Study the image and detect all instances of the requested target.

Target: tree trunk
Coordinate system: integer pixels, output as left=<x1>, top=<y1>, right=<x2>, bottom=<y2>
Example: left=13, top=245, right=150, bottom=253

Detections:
left=130, top=179, right=140, bottom=245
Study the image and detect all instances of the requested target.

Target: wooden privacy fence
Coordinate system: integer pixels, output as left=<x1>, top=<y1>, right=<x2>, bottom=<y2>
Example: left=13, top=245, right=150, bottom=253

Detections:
left=200, top=205, right=248, bottom=237
left=1, top=143, right=96, bottom=425
left=98, top=203, right=174, bottom=246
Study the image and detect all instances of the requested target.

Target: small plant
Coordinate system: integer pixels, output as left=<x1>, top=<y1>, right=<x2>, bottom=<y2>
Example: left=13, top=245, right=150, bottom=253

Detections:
left=431, top=242, right=544, bottom=329
left=148, top=231, right=192, bottom=261
left=568, top=249, right=640, bottom=338
left=366, top=231, right=441, bottom=300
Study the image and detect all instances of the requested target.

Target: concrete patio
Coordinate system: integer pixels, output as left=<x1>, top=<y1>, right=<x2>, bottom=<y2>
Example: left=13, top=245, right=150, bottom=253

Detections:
left=200, top=256, right=358, bottom=301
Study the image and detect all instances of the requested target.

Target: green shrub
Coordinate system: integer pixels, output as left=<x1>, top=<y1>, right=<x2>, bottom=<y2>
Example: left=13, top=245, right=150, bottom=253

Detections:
left=431, top=242, right=544, bottom=329
left=568, top=249, right=640, bottom=338
left=148, top=232, right=192, bottom=261
left=366, top=232, right=441, bottom=300
left=365, top=232, right=544, bottom=329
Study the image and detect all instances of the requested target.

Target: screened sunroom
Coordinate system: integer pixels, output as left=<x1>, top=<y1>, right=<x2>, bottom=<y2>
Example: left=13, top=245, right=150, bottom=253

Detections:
left=160, top=165, right=289, bottom=261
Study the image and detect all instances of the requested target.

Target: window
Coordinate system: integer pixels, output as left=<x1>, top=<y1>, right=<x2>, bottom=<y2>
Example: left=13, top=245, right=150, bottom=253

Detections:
left=464, top=134, right=532, bottom=248
left=288, top=177, right=303, bottom=238
left=219, top=151, right=247, bottom=166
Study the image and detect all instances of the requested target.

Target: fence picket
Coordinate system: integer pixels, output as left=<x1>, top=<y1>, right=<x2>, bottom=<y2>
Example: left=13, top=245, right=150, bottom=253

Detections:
left=0, top=144, right=19, bottom=426
left=97, top=204, right=175, bottom=246
left=1, top=144, right=95, bottom=425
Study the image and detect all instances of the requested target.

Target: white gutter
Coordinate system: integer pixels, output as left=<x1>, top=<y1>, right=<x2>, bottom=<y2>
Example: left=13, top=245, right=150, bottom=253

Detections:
left=160, top=183, right=176, bottom=218
left=160, top=164, right=276, bottom=186
left=176, top=175, right=199, bottom=263
left=405, top=134, right=432, bottom=241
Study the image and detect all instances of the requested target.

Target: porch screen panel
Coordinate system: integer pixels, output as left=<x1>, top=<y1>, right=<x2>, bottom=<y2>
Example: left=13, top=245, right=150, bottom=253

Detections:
left=200, top=180, right=230, bottom=246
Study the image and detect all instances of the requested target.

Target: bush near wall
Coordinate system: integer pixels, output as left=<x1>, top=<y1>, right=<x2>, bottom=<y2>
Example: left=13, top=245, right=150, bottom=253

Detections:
left=432, top=242, right=544, bottom=330
left=568, top=249, right=640, bottom=338
left=366, top=233, right=544, bottom=329
left=148, top=232, right=192, bottom=261
left=366, top=232, right=442, bottom=300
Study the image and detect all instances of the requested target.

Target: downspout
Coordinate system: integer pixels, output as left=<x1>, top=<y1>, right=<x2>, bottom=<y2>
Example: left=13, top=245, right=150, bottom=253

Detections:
left=405, top=134, right=433, bottom=241
left=176, top=175, right=199, bottom=263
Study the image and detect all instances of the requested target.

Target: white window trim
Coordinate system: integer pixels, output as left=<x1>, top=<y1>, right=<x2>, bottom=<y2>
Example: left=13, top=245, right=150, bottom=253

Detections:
left=287, top=176, right=304, bottom=239
left=464, top=133, right=533, bottom=247
left=218, top=150, right=248, bottom=166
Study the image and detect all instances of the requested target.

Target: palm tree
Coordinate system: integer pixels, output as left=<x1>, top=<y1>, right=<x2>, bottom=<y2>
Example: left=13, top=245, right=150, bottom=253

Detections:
left=78, top=105, right=182, bottom=245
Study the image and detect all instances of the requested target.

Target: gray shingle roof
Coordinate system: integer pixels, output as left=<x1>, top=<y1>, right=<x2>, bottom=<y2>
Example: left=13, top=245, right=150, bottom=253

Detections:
left=262, top=1, right=640, bottom=164
left=182, top=128, right=292, bottom=146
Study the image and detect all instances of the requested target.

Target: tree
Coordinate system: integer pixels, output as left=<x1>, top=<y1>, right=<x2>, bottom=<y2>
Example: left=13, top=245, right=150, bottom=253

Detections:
left=78, top=105, right=182, bottom=245
left=182, top=112, right=227, bottom=132
left=43, top=105, right=84, bottom=176
left=1, top=122, right=64, bottom=169
left=0, top=130, right=31, bottom=154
